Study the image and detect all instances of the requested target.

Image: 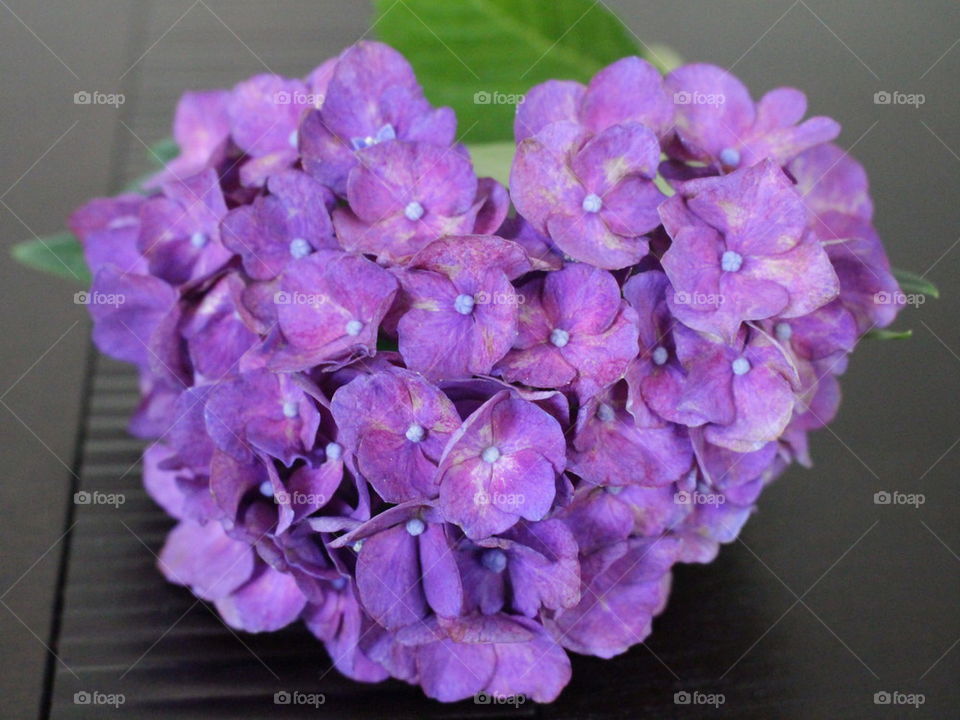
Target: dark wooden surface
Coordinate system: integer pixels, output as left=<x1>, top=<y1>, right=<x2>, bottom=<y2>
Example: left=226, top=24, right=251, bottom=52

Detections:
left=1, top=2, right=958, bottom=718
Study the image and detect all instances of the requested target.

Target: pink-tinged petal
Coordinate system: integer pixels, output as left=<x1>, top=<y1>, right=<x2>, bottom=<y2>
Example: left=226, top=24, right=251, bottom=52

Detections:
left=571, top=122, right=660, bottom=194
left=581, top=57, right=674, bottom=135
left=143, top=444, right=186, bottom=519
left=514, top=79, right=585, bottom=142
left=563, top=302, right=639, bottom=399
left=496, top=216, right=564, bottom=270
left=168, top=89, right=230, bottom=175
left=69, top=194, right=147, bottom=275
left=754, top=87, right=807, bottom=131
left=182, top=275, right=258, bottom=380
left=410, top=234, right=532, bottom=284
left=215, top=564, right=307, bottom=632
left=228, top=74, right=310, bottom=156
left=331, top=367, right=460, bottom=501
left=548, top=539, right=677, bottom=658
left=496, top=342, right=577, bottom=389
left=789, top=142, right=873, bottom=221
left=268, top=250, right=398, bottom=371
left=415, top=637, right=495, bottom=702
left=745, top=116, right=841, bottom=167
left=472, top=177, right=510, bottom=235
left=88, top=265, right=177, bottom=370
left=665, top=63, right=755, bottom=158
left=158, top=520, right=255, bottom=601
left=485, top=616, right=572, bottom=703
left=704, top=347, right=796, bottom=452
left=503, top=520, right=580, bottom=615
left=546, top=211, right=649, bottom=270
left=543, top=262, right=620, bottom=334
left=438, top=391, right=564, bottom=539
left=746, top=234, right=839, bottom=317
left=688, top=160, right=807, bottom=256
left=510, top=121, right=589, bottom=232
left=601, top=175, right=665, bottom=237
left=356, top=524, right=427, bottom=630
left=419, top=523, right=463, bottom=617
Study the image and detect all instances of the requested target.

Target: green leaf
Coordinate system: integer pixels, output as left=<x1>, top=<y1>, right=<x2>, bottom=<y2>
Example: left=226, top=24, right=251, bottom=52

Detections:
left=148, top=137, right=179, bottom=166
left=466, top=141, right=515, bottom=186
left=11, top=232, right=90, bottom=284
left=373, top=0, right=661, bottom=142
left=864, top=328, right=913, bottom=341
left=893, top=268, right=939, bottom=299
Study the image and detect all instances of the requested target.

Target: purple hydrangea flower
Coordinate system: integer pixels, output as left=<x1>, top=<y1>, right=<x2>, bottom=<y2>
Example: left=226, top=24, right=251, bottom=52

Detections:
left=333, top=140, right=503, bottom=264
left=437, top=390, right=566, bottom=539
left=660, top=159, right=839, bottom=343
left=515, top=56, right=674, bottom=141
left=569, top=381, right=693, bottom=487
left=263, top=250, right=398, bottom=371
left=146, top=90, right=230, bottom=187
left=221, top=169, right=337, bottom=280
left=664, top=63, right=841, bottom=172
left=331, top=366, right=461, bottom=502
left=137, top=168, right=232, bottom=285
left=395, top=235, right=531, bottom=380
left=300, top=41, right=456, bottom=194
left=511, top=121, right=663, bottom=269
left=495, top=262, right=639, bottom=398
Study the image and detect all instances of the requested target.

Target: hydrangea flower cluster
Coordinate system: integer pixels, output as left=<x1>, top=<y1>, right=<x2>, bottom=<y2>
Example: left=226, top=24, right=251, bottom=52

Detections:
left=71, top=42, right=903, bottom=702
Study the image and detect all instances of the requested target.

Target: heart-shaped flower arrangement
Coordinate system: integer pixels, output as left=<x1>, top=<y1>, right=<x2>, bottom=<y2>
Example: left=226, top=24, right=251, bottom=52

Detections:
left=69, top=41, right=904, bottom=702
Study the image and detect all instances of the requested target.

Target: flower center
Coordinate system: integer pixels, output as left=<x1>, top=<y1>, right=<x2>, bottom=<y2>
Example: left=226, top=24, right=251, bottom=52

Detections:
left=331, top=577, right=346, bottom=590
left=325, top=442, right=343, bottom=461
left=605, top=485, right=623, bottom=495
left=454, top=293, right=475, bottom=315
left=405, top=517, right=426, bottom=536
left=596, top=403, right=616, bottom=422
left=350, top=123, right=396, bottom=151
left=549, top=328, right=570, bottom=348
left=345, top=319, right=364, bottom=336
left=652, top=345, right=668, bottom=366
left=582, top=193, right=603, bottom=213
left=352, top=540, right=364, bottom=553
left=721, top=250, right=743, bottom=272
left=289, top=237, right=311, bottom=259
left=258, top=480, right=274, bottom=498
left=282, top=401, right=298, bottom=418
left=189, top=231, right=207, bottom=249
left=719, top=147, right=741, bottom=169
left=405, top=423, right=425, bottom=443
left=481, top=548, right=508, bottom=573
left=404, top=201, right=424, bottom=221
left=288, top=129, right=299, bottom=149
left=481, top=446, right=501, bottom=464
left=775, top=322, right=793, bottom=341
left=732, top=356, right=751, bottom=375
